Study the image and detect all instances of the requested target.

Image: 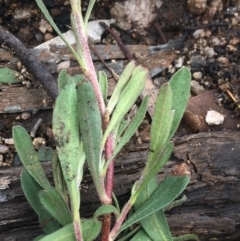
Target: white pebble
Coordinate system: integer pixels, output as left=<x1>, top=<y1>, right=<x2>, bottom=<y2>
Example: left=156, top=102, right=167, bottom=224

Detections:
left=193, top=71, right=202, bottom=80
left=0, top=144, right=9, bottom=154
left=205, top=110, right=224, bottom=125
left=193, top=29, right=205, bottom=38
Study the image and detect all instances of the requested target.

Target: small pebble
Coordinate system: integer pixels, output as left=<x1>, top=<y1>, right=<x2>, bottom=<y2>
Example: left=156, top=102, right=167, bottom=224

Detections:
left=0, top=144, right=9, bottom=154
left=193, top=71, right=202, bottom=80
left=21, top=112, right=31, bottom=120
left=205, top=110, right=224, bottom=125
left=217, top=56, right=229, bottom=65
left=187, top=0, right=207, bottom=15
left=191, top=80, right=205, bottom=95
left=3, top=138, right=14, bottom=145
left=193, top=29, right=205, bottom=38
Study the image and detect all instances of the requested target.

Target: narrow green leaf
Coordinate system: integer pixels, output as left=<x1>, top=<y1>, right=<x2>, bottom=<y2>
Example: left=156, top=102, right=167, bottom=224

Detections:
left=58, top=69, right=84, bottom=92
left=82, top=218, right=102, bottom=241
left=33, top=235, right=45, bottom=241
left=39, top=223, right=75, bottom=241
left=39, top=188, right=72, bottom=226
left=130, top=229, right=153, bottom=241
left=13, top=126, right=52, bottom=190
left=77, top=80, right=107, bottom=201
left=21, top=170, right=61, bottom=234
left=133, top=142, right=173, bottom=199
left=98, top=70, right=108, bottom=104
left=135, top=178, right=172, bottom=241
left=107, top=61, right=136, bottom=114
left=141, top=209, right=172, bottom=241
left=103, top=66, right=147, bottom=146
left=163, top=195, right=187, bottom=212
left=147, top=83, right=173, bottom=168
left=35, top=0, right=83, bottom=67
left=0, top=67, right=21, bottom=84
left=52, top=80, right=85, bottom=234
left=168, top=67, right=191, bottom=140
left=120, top=175, right=190, bottom=232
left=104, top=96, right=149, bottom=173
left=84, top=0, right=97, bottom=26
left=93, top=205, right=120, bottom=219
left=172, top=234, right=198, bottom=241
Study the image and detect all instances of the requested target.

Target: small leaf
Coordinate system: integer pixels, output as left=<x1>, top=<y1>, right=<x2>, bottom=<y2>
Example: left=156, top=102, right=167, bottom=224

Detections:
left=104, top=96, right=149, bottom=173
left=130, top=229, right=153, bottom=241
left=168, top=67, right=191, bottom=140
left=21, top=170, right=61, bottom=234
left=98, top=70, right=108, bottom=104
left=58, top=70, right=84, bottom=92
left=82, top=218, right=102, bottom=241
left=33, top=235, right=45, bottom=241
left=35, top=0, right=83, bottom=67
left=133, top=142, right=173, bottom=198
left=13, top=126, right=52, bottom=190
left=107, top=61, right=136, bottom=114
left=120, top=175, right=190, bottom=232
left=147, top=83, right=173, bottom=169
left=77, top=80, right=108, bottom=202
left=93, top=205, right=120, bottom=219
left=102, top=65, right=147, bottom=146
left=172, top=234, right=198, bottom=241
left=39, top=188, right=72, bottom=226
left=37, top=146, right=54, bottom=162
left=39, top=223, right=75, bottom=241
left=141, top=209, right=172, bottom=241
left=0, top=67, right=21, bottom=84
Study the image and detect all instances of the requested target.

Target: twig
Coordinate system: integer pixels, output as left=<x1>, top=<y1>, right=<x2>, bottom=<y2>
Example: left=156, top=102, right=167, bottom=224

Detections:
left=0, top=26, right=58, bottom=100
left=154, top=23, right=167, bottom=43
left=99, top=22, right=135, bottom=62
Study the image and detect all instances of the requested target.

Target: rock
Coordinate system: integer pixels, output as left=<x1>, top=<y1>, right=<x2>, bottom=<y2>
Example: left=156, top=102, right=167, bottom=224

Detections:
left=191, top=80, right=205, bottom=95
left=190, top=55, right=207, bottom=71
left=187, top=0, right=207, bottom=15
left=0, top=144, right=8, bottom=154
left=205, top=110, right=225, bottom=125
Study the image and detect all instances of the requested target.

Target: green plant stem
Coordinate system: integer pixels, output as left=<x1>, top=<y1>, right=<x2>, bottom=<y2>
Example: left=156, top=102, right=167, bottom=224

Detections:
left=70, top=0, right=105, bottom=116
left=109, top=199, right=133, bottom=241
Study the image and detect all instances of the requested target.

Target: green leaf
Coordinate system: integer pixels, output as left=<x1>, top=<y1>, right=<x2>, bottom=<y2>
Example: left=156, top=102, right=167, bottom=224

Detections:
left=77, top=80, right=108, bottom=202
left=147, top=83, right=173, bottom=169
left=0, top=67, right=21, bottom=84
left=35, top=0, right=83, bottom=67
left=135, top=177, right=172, bottom=241
left=141, top=209, right=172, bottom=241
left=168, top=67, right=191, bottom=140
left=107, top=61, right=136, bottom=114
left=104, top=96, right=149, bottom=173
left=133, top=142, right=173, bottom=199
left=52, top=80, right=85, bottom=235
left=93, top=205, right=120, bottom=219
left=130, top=229, right=153, bottom=241
left=33, top=235, right=45, bottom=241
left=39, top=223, right=75, bottom=241
left=98, top=70, right=108, bottom=104
left=13, top=125, right=52, bottom=190
left=21, top=170, right=61, bottom=234
left=120, top=175, right=190, bottom=233
left=172, top=234, right=198, bottom=241
left=84, top=0, right=97, bottom=26
left=58, top=69, right=84, bottom=92
left=82, top=218, right=102, bottom=241
left=102, top=65, right=147, bottom=146
left=39, top=188, right=72, bottom=226
left=37, top=146, right=54, bottom=162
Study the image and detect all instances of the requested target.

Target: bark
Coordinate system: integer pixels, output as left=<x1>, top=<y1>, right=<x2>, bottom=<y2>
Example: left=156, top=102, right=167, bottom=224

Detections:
left=0, top=131, right=240, bottom=241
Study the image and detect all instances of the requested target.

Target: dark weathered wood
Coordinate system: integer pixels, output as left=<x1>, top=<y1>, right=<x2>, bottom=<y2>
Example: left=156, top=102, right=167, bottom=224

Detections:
left=0, top=131, right=240, bottom=240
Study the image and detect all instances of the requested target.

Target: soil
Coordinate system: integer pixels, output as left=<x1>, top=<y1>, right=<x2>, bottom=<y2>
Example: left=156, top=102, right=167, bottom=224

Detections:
left=0, top=0, right=240, bottom=240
